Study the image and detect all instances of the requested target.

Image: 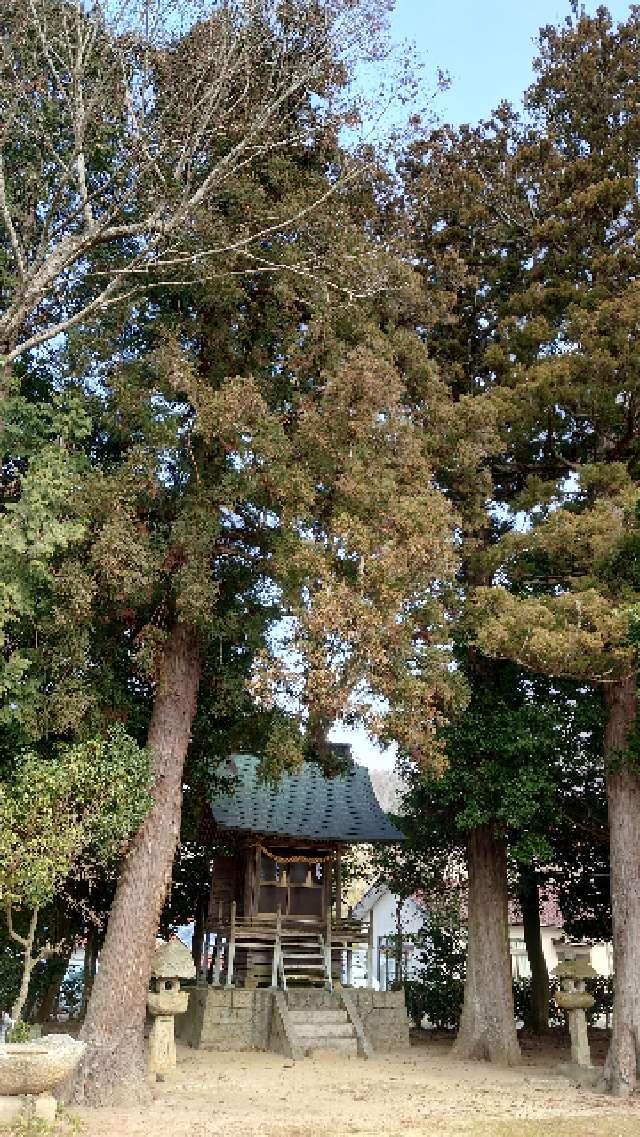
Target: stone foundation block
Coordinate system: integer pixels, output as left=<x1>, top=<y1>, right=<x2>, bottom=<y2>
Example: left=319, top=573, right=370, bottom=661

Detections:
left=232, top=990, right=253, bottom=1008
left=373, top=992, right=393, bottom=1008
left=33, top=1094, right=58, bottom=1122
left=205, top=988, right=230, bottom=1006
left=355, top=990, right=373, bottom=1009
left=0, top=1094, right=57, bottom=1125
left=0, top=1097, right=23, bottom=1126
left=200, top=1029, right=254, bottom=1051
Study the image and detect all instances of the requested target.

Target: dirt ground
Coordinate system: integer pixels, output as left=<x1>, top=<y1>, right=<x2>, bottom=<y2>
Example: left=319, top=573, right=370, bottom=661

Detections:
left=65, top=1034, right=640, bottom=1137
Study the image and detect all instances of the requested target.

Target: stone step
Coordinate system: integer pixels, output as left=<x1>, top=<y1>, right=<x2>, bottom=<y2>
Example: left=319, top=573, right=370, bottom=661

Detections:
left=288, top=1009, right=348, bottom=1024
left=285, top=993, right=340, bottom=1006
left=302, top=1037, right=358, bottom=1056
left=294, top=1022, right=355, bottom=1040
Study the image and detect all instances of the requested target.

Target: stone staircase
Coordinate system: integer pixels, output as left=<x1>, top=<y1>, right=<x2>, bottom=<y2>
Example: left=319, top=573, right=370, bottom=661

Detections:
left=286, top=1000, right=358, bottom=1056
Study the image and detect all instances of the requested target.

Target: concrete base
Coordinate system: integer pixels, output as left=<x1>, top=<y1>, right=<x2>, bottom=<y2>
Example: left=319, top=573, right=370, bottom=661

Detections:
left=0, top=1093, right=57, bottom=1124
left=177, top=986, right=410, bottom=1055
left=556, top=1062, right=603, bottom=1089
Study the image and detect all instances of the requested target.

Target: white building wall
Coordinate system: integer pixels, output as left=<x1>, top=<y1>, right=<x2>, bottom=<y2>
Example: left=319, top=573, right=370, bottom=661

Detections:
left=351, top=890, right=426, bottom=989
left=509, top=924, right=613, bottom=978
left=354, top=887, right=614, bottom=991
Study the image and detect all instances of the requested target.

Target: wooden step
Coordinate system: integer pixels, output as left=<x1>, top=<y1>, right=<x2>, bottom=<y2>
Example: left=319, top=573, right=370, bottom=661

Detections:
left=283, top=973, right=327, bottom=982
left=282, top=954, right=325, bottom=963
left=284, top=976, right=327, bottom=986
left=283, top=966, right=326, bottom=974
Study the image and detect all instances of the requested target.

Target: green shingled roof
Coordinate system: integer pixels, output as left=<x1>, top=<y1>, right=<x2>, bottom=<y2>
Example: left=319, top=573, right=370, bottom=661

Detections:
left=209, top=753, right=404, bottom=844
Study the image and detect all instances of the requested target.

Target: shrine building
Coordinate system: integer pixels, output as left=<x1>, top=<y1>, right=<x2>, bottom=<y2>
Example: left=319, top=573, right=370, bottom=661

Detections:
left=177, top=749, right=411, bottom=1057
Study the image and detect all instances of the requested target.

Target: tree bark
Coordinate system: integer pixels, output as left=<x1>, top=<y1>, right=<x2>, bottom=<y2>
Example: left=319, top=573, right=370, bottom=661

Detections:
left=82, top=928, right=99, bottom=1016
left=75, top=624, right=201, bottom=1106
left=454, top=824, right=520, bottom=1064
left=517, top=867, right=549, bottom=1035
left=7, top=907, right=40, bottom=1025
left=603, top=674, right=640, bottom=1096
left=35, top=950, right=72, bottom=1024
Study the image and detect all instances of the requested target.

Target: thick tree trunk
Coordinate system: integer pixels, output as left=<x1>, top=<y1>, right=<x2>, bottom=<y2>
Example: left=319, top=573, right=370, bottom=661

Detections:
left=603, top=674, right=640, bottom=1097
left=82, top=928, right=99, bottom=1016
left=518, top=868, right=549, bottom=1035
left=454, top=825, right=520, bottom=1065
left=75, top=625, right=201, bottom=1106
left=36, top=950, right=72, bottom=1024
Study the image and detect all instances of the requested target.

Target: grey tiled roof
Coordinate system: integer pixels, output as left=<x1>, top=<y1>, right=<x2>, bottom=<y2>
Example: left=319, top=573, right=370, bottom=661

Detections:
left=209, top=753, right=404, bottom=844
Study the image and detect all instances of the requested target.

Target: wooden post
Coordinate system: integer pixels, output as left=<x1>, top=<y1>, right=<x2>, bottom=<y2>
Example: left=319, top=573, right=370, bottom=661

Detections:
left=326, top=893, right=333, bottom=989
left=273, top=905, right=282, bottom=988
left=213, top=935, right=223, bottom=985
left=201, top=931, right=211, bottom=984
left=254, top=844, right=261, bottom=918
left=346, top=943, right=353, bottom=987
left=367, top=910, right=374, bottom=989
left=335, top=848, right=343, bottom=983
left=226, top=900, right=236, bottom=987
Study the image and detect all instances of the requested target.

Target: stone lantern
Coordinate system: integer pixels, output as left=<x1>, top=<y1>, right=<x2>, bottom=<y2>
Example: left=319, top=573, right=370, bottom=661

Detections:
left=147, top=939, right=195, bottom=1078
left=554, top=939, right=592, bottom=965
left=553, top=958, right=596, bottom=1069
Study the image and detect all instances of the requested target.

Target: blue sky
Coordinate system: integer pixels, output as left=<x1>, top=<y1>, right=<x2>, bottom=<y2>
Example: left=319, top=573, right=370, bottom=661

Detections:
left=391, top=0, right=634, bottom=125
left=340, top=0, right=634, bottom=772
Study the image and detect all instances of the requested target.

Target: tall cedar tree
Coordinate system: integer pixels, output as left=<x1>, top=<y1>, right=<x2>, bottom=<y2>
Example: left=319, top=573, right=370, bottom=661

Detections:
left=420, top=6, right=640, bottom=1093
left=400, top=107, right=535, bottom=1063
left=401, top=5, right=640, bottom=1074
left=2, top=3, right=461, bottom=1105
left=385, top=668, right=605, bottom=1041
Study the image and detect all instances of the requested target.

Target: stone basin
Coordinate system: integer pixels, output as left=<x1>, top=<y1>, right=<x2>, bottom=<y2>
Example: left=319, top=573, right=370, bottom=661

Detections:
left=147, top=989, right=189, bottom=1016
left=0, top=1034, right=86, bottom=1096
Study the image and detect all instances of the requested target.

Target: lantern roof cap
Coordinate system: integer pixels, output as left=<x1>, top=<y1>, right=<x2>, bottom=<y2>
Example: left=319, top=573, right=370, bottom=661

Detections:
left=151, top=938, right=196, bottom=980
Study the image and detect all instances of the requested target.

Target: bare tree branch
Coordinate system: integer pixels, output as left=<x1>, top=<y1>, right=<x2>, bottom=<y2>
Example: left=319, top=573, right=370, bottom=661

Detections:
left=1, top=0, right=395, bottom=370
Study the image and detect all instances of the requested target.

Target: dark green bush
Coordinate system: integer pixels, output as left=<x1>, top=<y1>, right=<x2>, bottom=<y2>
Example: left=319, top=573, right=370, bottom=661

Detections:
left=405, top=974, right=464, bottom=1030
left=406, top=969, right=614, bottom=1032
left=404, top=921, right=467, bottom=1030
left=511, top=975, right=563, bottom=1029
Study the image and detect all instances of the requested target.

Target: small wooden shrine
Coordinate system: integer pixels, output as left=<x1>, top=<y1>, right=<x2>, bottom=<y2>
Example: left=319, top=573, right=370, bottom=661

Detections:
left=201, top=748, right=403, bottom=989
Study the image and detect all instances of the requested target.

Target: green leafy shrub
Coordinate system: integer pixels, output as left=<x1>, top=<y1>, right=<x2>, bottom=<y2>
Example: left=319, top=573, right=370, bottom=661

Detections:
left=511, top=976, right=563, bottom=1029
left=406, top=963, right=614, bottom=1033
left=0, top=725, right=151, bottom=1023
left=405, top=920, right=467, bottom=1030
left=405, top=974, right=465, bottom=1030
left=585, top=973, right=614, bottom=1025
left=512, top=973, right=614, bottom=1030
left=6, top=1019, right=33, bottom=1042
